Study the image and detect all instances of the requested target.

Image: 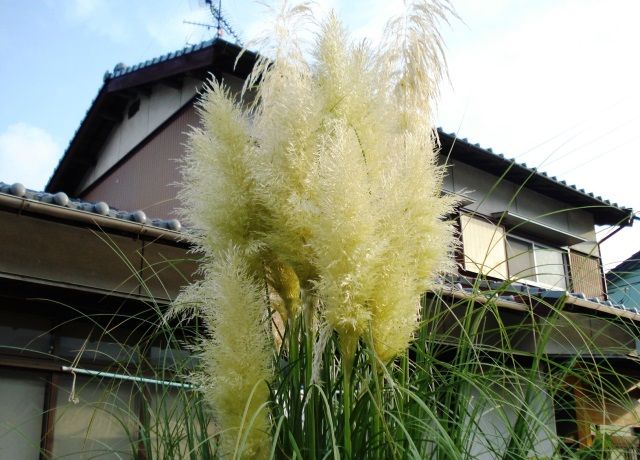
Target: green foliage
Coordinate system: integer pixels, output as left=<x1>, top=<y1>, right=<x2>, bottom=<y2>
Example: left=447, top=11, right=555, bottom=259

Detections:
left=575, top=431, right=614, bottom=460
left=22, top=254, right=640, bottom=459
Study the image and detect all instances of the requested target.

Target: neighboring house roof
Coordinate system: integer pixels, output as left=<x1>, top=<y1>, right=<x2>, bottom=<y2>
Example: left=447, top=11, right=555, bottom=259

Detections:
left=606, top=250, right=640, bottom=281
left=0, top=181, right=182, bottom=241
left=44, top=37, right=634, bottom=227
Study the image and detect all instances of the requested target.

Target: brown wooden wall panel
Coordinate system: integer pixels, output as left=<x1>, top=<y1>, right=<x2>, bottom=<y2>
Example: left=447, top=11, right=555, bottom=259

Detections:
left=569, top=250, right=604, bottom=299
left=0, top=212, right=141, bottom=296
left=82, top=104, right=200, bottom=220
left=0, top=210, right=195, bottom=302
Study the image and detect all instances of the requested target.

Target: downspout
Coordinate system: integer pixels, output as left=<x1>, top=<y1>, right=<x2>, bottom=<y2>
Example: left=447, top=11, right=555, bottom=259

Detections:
left=599, top=213, right=638, bottom=246
left=598, top=212, right=636, bottom=299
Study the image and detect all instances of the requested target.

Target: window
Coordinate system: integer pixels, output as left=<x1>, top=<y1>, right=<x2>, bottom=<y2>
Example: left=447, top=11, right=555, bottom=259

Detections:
left=506, top=236, right=568, bottom=290
left=459, top=214, right=569, bottom=290
left=569, top=251, right=604, bottom=299
left=0, top=312, right=203, bottom=458
left=52, top=375, right=137, bottom=459
left=127, top=98, right=140, bottom=119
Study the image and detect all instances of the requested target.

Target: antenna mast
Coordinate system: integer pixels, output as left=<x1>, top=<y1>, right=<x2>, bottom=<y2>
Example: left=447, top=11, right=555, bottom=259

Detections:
left=190, top=0, right=242, bottom=45
left=183, top=0, right=242, bottom=45
left=215, top=0, right=222, bottom=35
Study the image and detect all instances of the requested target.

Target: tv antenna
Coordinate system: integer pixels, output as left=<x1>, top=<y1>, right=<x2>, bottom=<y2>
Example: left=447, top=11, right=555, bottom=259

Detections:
left=184, top=0, right=243, bottom=46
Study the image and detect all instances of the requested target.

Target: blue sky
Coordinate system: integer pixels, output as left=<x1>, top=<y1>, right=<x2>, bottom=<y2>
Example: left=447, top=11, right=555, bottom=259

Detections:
left=1, top=0, right=639, bottom=269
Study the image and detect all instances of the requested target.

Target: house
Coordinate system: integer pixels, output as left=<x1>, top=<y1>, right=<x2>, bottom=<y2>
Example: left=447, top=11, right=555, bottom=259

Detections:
left=1, top=36, right=638, bottom=458
left=0, top=182, right=200, bottom=458
left=607, top=250, right=640, bottom=309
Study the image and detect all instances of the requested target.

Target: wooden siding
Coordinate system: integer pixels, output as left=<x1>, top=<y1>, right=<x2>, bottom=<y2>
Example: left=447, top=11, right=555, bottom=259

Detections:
left=82, top=104, right=199, bottom=219
left=569, top=250, right=605, bottom=299
left=0, top=210, right=197, bottom=302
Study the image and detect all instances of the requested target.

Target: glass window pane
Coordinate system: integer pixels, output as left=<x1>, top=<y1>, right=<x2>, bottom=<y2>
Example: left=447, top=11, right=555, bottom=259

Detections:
left=506, top=238, right=536, bottom=282
left=52, top=375, right=137, bottom=459
left=0, top=311, right=51, bottom=355
left=535, top=247, right=567, bottom=290
left=57, top=336, right=139, bottom=366
left=0, top=369, right=46, bottom=460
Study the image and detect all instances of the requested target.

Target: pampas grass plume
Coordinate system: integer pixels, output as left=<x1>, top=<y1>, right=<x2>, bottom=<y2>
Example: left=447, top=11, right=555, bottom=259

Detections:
left=177, top=1, right=456, bottom=455
left=181, top=250, right=273, bottom=459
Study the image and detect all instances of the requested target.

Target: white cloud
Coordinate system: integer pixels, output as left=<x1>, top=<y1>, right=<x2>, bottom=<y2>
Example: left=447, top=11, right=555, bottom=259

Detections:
left=435, top=0, right=640, bottom=270
left=0, top=123, right=61, bottom=191
left=65, top=0, right=130, bottom=43
left=146, top=5, right=213, bottom=50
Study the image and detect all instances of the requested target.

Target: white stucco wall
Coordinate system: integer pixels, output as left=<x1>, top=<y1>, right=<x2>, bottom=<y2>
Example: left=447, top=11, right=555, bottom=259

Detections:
left=468, top=382, right=557, bottom=459
left=449, top=158, right=599, bottom=255
left=77, top=72, right=252, bottom=194
left=77, top=77, right=203, bottom=193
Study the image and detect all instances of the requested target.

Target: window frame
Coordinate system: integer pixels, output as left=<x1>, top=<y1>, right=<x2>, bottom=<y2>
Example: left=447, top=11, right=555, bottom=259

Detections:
left=0, top=313, right=201, bottom=458
left=457, top=211, right=572, bottom=291
left=505, top=233, right=569, bottom=291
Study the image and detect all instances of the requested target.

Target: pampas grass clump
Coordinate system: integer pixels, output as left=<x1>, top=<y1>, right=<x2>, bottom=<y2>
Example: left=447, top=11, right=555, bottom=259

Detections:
left=175, top=1, right=456, bottom=457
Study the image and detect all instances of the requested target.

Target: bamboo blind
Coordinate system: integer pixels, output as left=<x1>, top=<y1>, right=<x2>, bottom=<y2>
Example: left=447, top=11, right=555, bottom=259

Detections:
left=569, top=251, right=604, bottom=299
left=460, top=214, right=508, bottom=279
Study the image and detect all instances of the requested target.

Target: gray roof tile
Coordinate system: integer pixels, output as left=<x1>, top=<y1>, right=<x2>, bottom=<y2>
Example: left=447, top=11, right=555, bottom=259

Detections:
left=1, top=182, right=181, bottom=233
left=102, top=38, right=217, bottom=81
left=440, top=274, right=639, bottom=316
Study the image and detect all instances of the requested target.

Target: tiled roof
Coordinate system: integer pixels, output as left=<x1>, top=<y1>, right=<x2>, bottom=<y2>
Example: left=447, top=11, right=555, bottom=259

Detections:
left=47, top=38, right=221, bottom=190
left=46, top=86, right=105, bottom=189
left=45, top=33, right=633, bottom=226
left=104, top=39, right=217, bottom=81
left=5, top=179, right=635, bottom=319
left=439, top=274, right=640, bottom=320
left=46, top=37, right=253, bottom=194
left=0, top=181, right=181, bottom=232
left=437, top=129, right=633, bottom=217
left=95, top=33, right=628, bottom=221
left=606, top=249, right=640, bottom=279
